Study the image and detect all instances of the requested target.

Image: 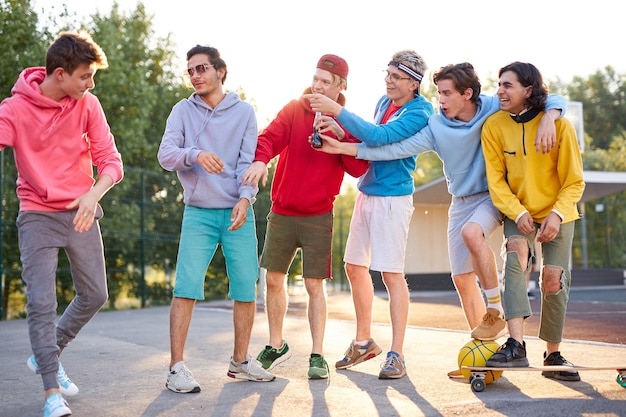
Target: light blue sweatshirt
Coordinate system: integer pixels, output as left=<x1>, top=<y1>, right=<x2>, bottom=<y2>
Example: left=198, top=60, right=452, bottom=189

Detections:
left=337, top=95, right=434, bottom=196
left=356, top=94, right=567, bottom=197
left=158, top=91, right=258, bottom=208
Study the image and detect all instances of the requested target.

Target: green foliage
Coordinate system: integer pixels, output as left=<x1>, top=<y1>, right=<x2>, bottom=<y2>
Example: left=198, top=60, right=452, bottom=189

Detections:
left=560, top=66, right=626, bottom=150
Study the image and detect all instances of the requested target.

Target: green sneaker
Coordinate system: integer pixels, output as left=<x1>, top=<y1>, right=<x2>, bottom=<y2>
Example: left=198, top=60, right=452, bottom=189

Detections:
left=308, top=353, right=329, bottom=379
left=256, top=340, right=292, bottom=370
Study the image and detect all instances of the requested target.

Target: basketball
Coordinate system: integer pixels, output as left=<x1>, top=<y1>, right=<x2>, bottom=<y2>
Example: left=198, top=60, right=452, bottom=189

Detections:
left=458, top=339, right=503, bottom=383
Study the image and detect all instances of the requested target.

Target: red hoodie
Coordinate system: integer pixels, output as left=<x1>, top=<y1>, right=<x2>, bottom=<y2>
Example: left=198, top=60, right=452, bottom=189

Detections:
left=255, top=88, right=369, bottom=216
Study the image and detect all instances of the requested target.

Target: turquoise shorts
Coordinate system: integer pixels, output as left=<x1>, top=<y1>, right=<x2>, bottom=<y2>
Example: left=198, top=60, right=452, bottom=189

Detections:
left=173, top=205, right=259, bottom=302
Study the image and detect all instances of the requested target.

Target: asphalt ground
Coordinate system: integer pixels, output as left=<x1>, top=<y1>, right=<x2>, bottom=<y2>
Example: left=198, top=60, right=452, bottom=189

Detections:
left=1, top=286, right=625, bottom=417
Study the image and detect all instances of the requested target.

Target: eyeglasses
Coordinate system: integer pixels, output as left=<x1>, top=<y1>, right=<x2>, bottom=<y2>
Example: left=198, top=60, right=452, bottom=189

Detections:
left=384, top=71, right=411, bottom=83
left=185, top=63, right=214, bottom=77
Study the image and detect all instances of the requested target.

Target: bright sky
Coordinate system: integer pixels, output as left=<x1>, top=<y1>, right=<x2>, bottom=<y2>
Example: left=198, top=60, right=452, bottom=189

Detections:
left=34, top=0, right=624, bottom=128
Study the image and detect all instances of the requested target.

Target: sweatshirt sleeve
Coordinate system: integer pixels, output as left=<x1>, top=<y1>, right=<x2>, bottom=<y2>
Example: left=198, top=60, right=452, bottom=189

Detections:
left=87, top=95, right=123, bottom=184
left=552, top=120, right=585, bottom=220
left=339, top=132, right=370, bottom=178
left=545, top=94, right=567, bottom=118
left=336, top=104, right=431, bottom=147
left=355, top=123, right=436, bottom=161
left=158, top=102, right=202, bottom=172
left=236, top=106, right=259, bottom=204
left=481, top=117, right=527, bottom=221
left=254, top=101, right=295, bottom=164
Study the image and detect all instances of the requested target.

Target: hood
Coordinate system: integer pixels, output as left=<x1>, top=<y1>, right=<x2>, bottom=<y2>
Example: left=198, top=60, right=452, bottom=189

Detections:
left=11, top=67, right=70, bottom=111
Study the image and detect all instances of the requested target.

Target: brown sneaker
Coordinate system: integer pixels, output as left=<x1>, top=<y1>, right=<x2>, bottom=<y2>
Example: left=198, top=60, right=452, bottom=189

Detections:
left=378, top=352, right=406, bottom=379
left=335, top=339, right=382, bottom=369
left=470, top=308, right=507, bottom=341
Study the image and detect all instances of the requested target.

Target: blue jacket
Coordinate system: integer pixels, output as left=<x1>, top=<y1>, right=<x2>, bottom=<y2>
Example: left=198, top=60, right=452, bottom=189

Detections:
left=337, top=95, right=434, bottom=196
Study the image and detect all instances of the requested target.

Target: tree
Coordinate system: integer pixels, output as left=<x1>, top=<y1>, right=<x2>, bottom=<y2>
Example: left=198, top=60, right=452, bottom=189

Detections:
left=557, top=66, right=626, bottom=150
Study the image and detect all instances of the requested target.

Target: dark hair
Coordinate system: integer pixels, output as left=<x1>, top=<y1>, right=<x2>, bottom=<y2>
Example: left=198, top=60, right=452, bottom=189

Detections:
left=186, top=45, right=227, bottom=84
left=46, top=30, right=108, bottom=75
left=498, top=62, right=547, bottom=110
left=433, top=62, right=481, bottom=104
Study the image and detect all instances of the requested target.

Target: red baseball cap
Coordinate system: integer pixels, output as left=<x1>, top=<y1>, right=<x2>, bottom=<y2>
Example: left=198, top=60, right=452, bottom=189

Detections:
left=316, top=54, right=348, bottom=79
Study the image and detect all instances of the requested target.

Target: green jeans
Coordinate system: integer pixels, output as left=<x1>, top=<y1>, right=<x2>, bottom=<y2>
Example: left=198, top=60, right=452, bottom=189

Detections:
left=502, top=218, right=575, bottom=343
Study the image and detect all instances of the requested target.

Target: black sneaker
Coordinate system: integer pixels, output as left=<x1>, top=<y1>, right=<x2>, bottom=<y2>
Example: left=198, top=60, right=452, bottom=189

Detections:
left=486, top=337, right=529, bottom=367
left=542, top=351, right=581, bottom=381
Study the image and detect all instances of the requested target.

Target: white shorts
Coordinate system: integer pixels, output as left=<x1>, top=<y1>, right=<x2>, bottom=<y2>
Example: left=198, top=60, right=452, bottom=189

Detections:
left=344, top=193, right=414, bottom=273
left=447, top=191, right=503, bottom=276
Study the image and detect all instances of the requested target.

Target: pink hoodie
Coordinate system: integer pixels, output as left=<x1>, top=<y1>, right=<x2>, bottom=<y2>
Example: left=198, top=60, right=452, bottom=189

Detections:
left=0, top=67, right=123, bottom=211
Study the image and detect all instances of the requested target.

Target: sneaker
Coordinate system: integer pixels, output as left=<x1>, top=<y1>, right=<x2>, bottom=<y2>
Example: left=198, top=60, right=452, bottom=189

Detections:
left=42, top=393, right=71, bottom=417
left=378, top=351, right=406, bottom=379
left=166, top=363, right=201, bottom=393
left=335, top=338, right=382, bottom=369
left=486, top=337, right=529, bottom=367
left=227, top=354, right=276, bottom=381
left=256, top=340, right=292, bottom=370
left=470, top=308, right=507, bottom=341
left=28, top=356, right=79, bottom=397
left=447, top=369, right=465, bottom=379
left=542, top=351, right=581, bottom=381
left=308, top=354, right=329, bottom=379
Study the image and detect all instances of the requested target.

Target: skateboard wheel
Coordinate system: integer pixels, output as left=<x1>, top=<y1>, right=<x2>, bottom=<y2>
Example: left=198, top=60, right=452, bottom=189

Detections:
left=617, top=374, right=626, bottom=388
left=471, top=377, right=486, bottom=392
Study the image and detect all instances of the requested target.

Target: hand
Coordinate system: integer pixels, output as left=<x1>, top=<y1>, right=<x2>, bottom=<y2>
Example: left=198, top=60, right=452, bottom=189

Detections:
left=304, top=93, right=342, bottom=116
left=66, top=191, right=99, bottom=233
left=535, top=109, right=559, bottom=153
left=309, top=133, right=357, bottom=156
left=515, top=212, right=536, bottom=235
left=315, top=115, right=345, bottom=139
left=228, top=199, right=249, bottom=231
left=537, top=212, right=562, bottom=243
left=198, top=151, right=224, bottom=173
left=242, top=161, right=268, bottom=187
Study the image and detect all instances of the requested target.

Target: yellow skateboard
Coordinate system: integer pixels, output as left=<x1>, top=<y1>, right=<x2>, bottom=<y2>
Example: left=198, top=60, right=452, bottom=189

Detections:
left=462, top=365, right=626, bottom=392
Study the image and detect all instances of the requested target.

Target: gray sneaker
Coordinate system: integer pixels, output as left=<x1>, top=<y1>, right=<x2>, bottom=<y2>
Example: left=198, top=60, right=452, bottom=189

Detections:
left=378, top=351, right=406, bottom=379
left=228, top=354, right=276, bottom=382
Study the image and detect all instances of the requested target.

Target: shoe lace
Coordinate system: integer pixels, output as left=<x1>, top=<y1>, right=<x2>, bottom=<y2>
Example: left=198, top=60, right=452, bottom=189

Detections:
left=44, top=395, right=68, bottom=412
left=258, top=346, right=274, bottom=361
left=310, top=355, right=328, bottom=369
left=482, top=311, right=500, bottom=326
left=380, top=354, right=400, bottom=371
left=176, top=365, right=194, bottom=380
left=57, top=364, right=71, bottom=386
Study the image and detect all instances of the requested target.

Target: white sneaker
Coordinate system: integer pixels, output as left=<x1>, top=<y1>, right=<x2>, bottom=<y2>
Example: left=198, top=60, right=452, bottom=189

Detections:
left=166, top=362, right=201, bottom=393
left=28, top=356, right=79, bottom=397
left=227, top=354, right=276, bottom=382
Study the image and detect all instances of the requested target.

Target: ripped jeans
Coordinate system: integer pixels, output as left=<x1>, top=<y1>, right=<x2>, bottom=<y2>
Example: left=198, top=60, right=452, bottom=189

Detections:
left=501, top=217, right=575, bottom=343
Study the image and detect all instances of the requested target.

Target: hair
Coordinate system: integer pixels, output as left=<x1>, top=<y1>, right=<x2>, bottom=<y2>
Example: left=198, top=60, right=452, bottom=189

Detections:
left=322, top=73, right=347, bottom=90
left=46, top=30, right=108, bottom=75
left=391, top=49, right=427, bottom=96
left=498, top=62, right=548, bottom=110
left=186, top=45, right=227, bottom=84
left=433, top=62, right=482, bottom=104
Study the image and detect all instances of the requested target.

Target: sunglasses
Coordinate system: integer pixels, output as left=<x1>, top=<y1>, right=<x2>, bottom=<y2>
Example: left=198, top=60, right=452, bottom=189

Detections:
left=185, top=63, right=214, bottom=77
